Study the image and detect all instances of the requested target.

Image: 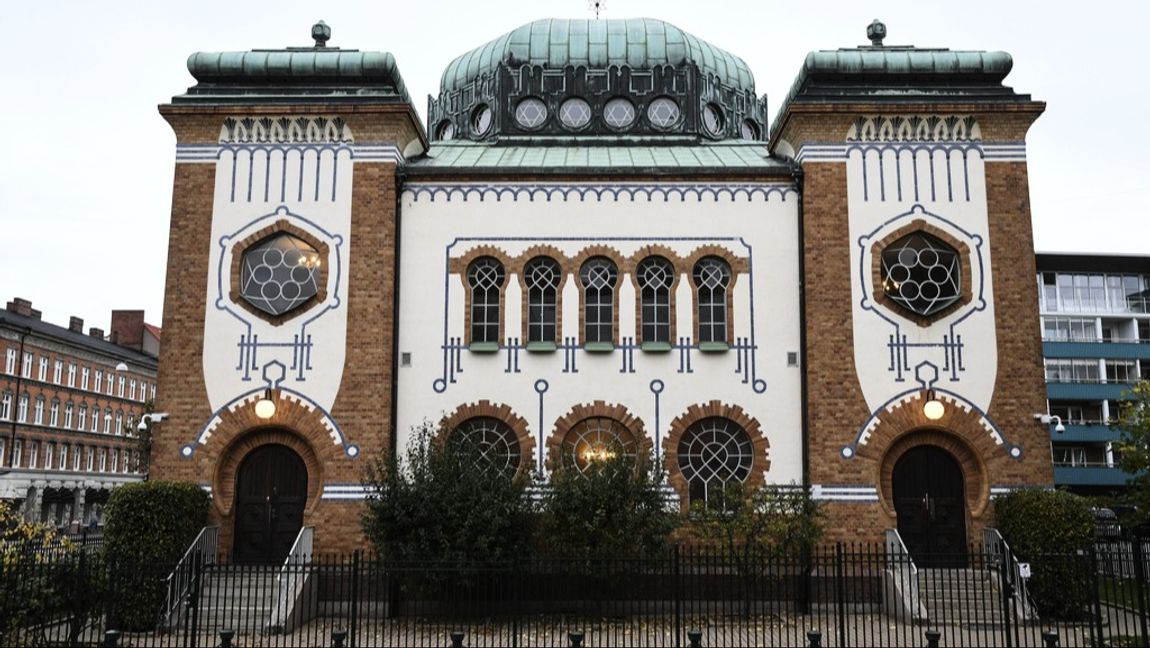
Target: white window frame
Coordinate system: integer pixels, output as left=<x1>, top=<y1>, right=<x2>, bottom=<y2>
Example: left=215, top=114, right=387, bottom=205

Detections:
left=13, top=440, right=22, bottom=468
left=43, top=442, right=53, bottom=470
left=129, top=379, right=137, bottom=401
left=68, top=363, right=77, bottom=387
left=73, top=445, right=82, bottom=471
left=103, top=409, right=112, bottom=434
left=77, top=405, right=87, bottom=431
left=49, top=399, right=59, bottom=427
left=98, top=448, right=107, bottom=472
left=115, top=411, right=123, bottom=435
left=0, top=391, right=10, bottom=421
left=86, top=447, right=94, bottom=471
left=17, top=393, right=29, bottom=423
left=37, top=356, right=48, bottom=381
left=110, top=449, right=118, bottom=473
left=94, top=370, right=102, bottom=393
left=64, top=402, right=73, bottom=429
left=59, top=444, right=68, bottom=470
left=81, top=367, right=89, bottom=390
left=4, top=348, right=15, bottom=374
left=33, top=396, right=44, bottom=425
left=22, top=352, right=33, bottom=378
left=28, top=441, right=38, bottom=469
left=117, top=376, right=125, bottom=398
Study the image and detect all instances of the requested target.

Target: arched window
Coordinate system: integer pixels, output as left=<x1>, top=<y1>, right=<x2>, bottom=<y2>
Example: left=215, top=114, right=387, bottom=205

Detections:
left=637, top=256, right=675, bottom=345
left=693, top=257, right=731, bottom=344
left=560, top=417, right=639, bottom=474
left=467, top=257, right=505, bottom=345
left=447, top=417, right=522, bottom=477
left=677, top=416, right=753, bottom=509
left=580, top=257, right=618, bottom=345
left=524, top=257, right=561, bottom=345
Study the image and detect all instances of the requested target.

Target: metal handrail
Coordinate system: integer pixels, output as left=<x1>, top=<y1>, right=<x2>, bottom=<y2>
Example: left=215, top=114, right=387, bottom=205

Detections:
left=883, top=528, right=924, bottom=621
left=162, top=525, right=218, bottom=630
left=983, top=527, right=1039, bottom=621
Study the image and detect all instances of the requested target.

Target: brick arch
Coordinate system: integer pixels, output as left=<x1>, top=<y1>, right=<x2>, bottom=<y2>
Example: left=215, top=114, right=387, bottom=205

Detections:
left=213, top=427, right=324, bottom=519
left=627, top=245, right=684, bottom=345
left=569, top=245, right=629, bottom=345
left=450, top=245, right=516, bottom=345
left=682, top=245, right=747, bottom=345
left=869, top=218, right=974, bottom=327
left=545, top=401, right=651, bottom=470
left=664, top=401, right=770, bottom=510
left=439, top=400, right=535, bottom=476
left=515, top=246, right=571, bottom=345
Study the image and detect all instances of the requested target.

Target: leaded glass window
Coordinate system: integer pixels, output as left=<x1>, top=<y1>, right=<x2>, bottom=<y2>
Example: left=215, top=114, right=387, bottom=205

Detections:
left=580, top=257, right=618, bottom=344
left=880, top=232, right=961, bottom=317
left=638, top=257, right=674, bottom=344
left=702, top=103, right=725, bottom=137
left=694, top=257, right=731, bottom=343
left=646, top=97, right=681, bottom=129
left=448, top=417, right=521, bottom=477
left=240, top=233, right=322, bottom=317
left=472, top=104, right=493, bottom=136
left=515, top=98, right=548, bottom=129
left=525, top=257, right=561, bottom=344
left=467, top=257, right=505, bottom=344
left=603, top=98, right=636, bottom=129
left=561, top=417, right=638, bottom=474
left=559, top=97, right=592, bottom=129
left=677, top=417, right=753, bottom=508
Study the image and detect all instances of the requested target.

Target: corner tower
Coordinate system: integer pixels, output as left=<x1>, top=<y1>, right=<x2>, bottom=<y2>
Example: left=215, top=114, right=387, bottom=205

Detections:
left=771, top=21, right=1051, bottom=553
left=152, top=23, right=425, bottom=557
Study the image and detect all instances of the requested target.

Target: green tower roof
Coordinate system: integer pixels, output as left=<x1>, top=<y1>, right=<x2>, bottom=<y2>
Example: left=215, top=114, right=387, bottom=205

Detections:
left=440, top=18, right=756, bottom=94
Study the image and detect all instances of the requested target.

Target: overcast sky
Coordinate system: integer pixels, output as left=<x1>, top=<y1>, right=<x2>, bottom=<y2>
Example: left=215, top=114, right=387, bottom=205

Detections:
left=2, top=0, right=1147, bottom=329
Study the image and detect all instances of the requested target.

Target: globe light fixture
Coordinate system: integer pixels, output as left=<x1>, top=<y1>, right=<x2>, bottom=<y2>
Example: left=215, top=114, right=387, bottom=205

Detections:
left=923, top=389, right=945, bottom=420
left=255, top=389, right=277, bottom=419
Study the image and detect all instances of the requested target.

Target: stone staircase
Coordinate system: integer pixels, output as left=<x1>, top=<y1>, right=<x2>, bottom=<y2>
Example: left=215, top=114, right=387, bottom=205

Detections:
left=918, top=568, right=1009, bottom=627
left=193, top=566, right=280, bottom=633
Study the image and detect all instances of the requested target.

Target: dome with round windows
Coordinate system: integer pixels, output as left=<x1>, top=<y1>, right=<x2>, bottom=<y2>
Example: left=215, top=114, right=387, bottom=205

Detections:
left=428, top=18, right=767, bottom=142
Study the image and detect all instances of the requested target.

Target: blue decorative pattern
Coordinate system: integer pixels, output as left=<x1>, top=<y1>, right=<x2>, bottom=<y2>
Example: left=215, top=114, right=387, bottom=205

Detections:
left=406, top=183, right=796, bottom=204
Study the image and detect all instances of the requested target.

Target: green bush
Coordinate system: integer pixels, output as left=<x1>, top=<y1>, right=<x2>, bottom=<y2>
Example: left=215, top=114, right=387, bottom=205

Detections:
left=538, top=450, right=676, bottom=558
left=362, top=422, right=533, bottom=564
left=993, top=488, right=1094, bottom=619
left=102, top=481, right=210, bottom=630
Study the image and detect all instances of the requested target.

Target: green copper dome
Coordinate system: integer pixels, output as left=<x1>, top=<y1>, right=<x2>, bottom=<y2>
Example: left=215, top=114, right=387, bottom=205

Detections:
left=440, top=18, right=756, bottom=95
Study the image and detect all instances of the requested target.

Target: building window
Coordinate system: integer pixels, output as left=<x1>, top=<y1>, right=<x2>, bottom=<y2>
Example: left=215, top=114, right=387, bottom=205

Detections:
left=0, top=439, right=4, bottom=466
left=34, top=396, right=45, bottom=425
left=59, top=444, right=68, bottom=471
left=17, top=393, right=29, bottom=423
left=107, top=374, right=113, bottom=396
left=94, top=370, right=102, bottom=394
left=12, top=440, right=22, bottom=468
left=99, top=448, right=107, bottom=472
left=38, top=356, right=48, bottom=381
left=560, top=417, right=639, bottom=474
left=110, top=449, right=118, bottom=473
left=467, top=257, right=505, bottom=345
left=129, top=379, right=137, bottom=401
left=239, top=232, right=323, bottom=318
left=694, top=257, right=731, bottom=344
left=447, top=417, right=522, bottom=477
left=603, top=97, right=636, bottom=129
left=580, top=257, right=618, bottom=344
left=1106, top=360, right=1139, bottom=383
left=115, top=411, right=123, bottom=435
left=1044, top=358, right=1102, bottom=383
left=64, top=402, right=74, bottom=429
left=646, top=97, right=681, bottom=129
left=86, top=447, right=94, bottom=471
left=77, top=404, right=87, bottom=431
left=73, top=445, right=82, bottom=471
left=881, top=232, right=962, bottom=318
left=117, top=376, right=125, bottom=398
left=22, top=352, right=32, bottom=378
left=81, top=367, right=89, bottom=390
left=559, top=97, right=592, bottom=129
left=28, top=441, right=38, bottom=469
left=44, top=443, right=53, bottom=470
left=139, top=381, right=148, bottom=402
left=4, top=349, right=14, bottom=374
left=49, top=399, right=59, bottom=427
left=524, top=257, right=561, bottom=344
left=68, top=363, right=77, bottom=387
left=92, top=407, right=100, bottom=433
left=150, top=384, right=156, bottom=401
left=677, top=416, right=754, bottom=509
left=53, top=360, right=62, bottom=384
left=514, top=97, right=549, bottom=129
left=0, top=391, right=10, bottom=421
left=103, top=408, right=112, bottom=434
left=637, top=256, right=675, bottom=344
left=1042, top=317, right=1098, bottom=342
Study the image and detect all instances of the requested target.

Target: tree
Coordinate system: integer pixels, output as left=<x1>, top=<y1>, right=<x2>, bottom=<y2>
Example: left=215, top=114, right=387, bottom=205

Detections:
left=538, top=449, right=676, bottom=558
left=1116, top=380, right=1150, bottom=523
left=689, top=482, right=824, bottom=556
left=361, top=422, right=533, bottom=564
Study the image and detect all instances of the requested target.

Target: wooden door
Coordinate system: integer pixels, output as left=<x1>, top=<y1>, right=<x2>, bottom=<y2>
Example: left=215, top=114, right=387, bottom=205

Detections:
left=893, top=445, right=968, bottom=567
left=232, top=444, right=307, bottom=564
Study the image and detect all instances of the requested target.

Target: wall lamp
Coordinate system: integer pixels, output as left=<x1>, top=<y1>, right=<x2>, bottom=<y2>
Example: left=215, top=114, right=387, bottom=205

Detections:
left=254, top=389, right=277, bottom=419
left=922, top=389, right=945, bottom=420
left=1034, top=413, right=1066, bottom=433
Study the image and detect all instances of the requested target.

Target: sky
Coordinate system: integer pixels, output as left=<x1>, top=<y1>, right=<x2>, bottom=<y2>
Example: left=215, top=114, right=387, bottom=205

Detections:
left=2, top=0, right=1147, bottom=330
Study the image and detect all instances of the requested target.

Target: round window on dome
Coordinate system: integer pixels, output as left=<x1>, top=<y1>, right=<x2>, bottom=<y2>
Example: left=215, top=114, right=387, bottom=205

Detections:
left=436, top=120, right=455, bottom=141
left=646, top=97, right=681, bottom=129
left=603, top=98, right=637, bottom=130
left=559, top=98, right=592, bottom=130
left=739, top=119, right=760, bottom=141
left=515, top=97, right=548, bottom=130
left=471, top=104, right=493, bottom=137
left=702, top=103, right=725, bottom=138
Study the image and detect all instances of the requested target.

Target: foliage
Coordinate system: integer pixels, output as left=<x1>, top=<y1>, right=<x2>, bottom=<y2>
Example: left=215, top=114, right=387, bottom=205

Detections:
left=993, top=488, right=1095, bottom=619
left=537, top=449, right=677, bottom=558
left=689, top=482, right=824, bottom=556
left=102, top=480, right=210, bottom=630
left=362, top=422, right=533, bottom=564
left=1116, top=381, right=1150, bottom=525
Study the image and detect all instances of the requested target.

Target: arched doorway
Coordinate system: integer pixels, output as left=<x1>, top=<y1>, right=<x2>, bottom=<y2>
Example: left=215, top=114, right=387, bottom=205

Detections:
left=232, top=444, right=307, bottom=564
left=892, top=445, right=968, bottom=566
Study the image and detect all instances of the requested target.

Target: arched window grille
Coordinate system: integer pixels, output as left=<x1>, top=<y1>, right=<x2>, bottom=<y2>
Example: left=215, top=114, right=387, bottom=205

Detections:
left=560, top=417, right=638, bottom=474
left=467, top=257, right=506, bottom=344
left=580, top=257, right=618, bottom=344
left=677, top=416, right=753, bottom=508
left=693, top=257, right=731, bottom=343
left=447, top=416, right=522, bottom=477
left=637, top=256, right=674, bottom=344
left=524, top=257, right=561, bottom=344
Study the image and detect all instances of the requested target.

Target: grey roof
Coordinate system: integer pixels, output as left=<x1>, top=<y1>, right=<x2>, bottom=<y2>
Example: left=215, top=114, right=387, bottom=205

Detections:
left=0, top=312, right=158, bottom=367
left=407, top=140, right=792, bottom=174
left=440, top=18, right=755, bottom=94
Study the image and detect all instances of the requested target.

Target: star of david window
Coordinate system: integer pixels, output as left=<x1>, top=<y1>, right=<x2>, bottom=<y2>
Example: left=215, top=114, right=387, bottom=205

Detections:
left=880, top=232, right=962, bottom=318
left=515, top=98, right=548, bottom=129
left=603, top=98, right=636, bottom=129
left=559, top=98, right=592, bottom=129
left=239, top=233, right=322, bottom=318
left=646, top=97, right=681, bottom=129
left=678, top=416, right=753, bottom=509
left=561, top=417, right=638, bottom=475
left=447, top=417, right=522, bottom=477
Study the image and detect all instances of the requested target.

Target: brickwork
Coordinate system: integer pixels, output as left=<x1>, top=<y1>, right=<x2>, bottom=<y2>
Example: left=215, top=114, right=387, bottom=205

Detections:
left=544, top=401, right=651, bottom=469
left=439, top=400, right=536, bottom=476
left=664, top=401, right=770, bottom=510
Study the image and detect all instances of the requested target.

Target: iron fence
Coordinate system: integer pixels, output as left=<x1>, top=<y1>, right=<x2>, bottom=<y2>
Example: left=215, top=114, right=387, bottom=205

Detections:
left=2, top=541, right=1149, bottom=647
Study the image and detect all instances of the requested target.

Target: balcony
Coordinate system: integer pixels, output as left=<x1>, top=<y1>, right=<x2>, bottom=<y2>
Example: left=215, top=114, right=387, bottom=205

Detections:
left=1053, top=464, right=1132, bottom=487
left=1047, top=382, right=1134, bottom=400
left=1043, top=340, right=1150, bottom=360
left=1054, top=422, right=1125, bottom=443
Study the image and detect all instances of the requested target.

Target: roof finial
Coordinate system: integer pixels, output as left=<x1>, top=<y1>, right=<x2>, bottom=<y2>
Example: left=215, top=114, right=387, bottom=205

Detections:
left=867, top=19, right=887, bottom=47
left=588, top=1, right=605, bottom=19
left=312, top=20, right=331, bottom=48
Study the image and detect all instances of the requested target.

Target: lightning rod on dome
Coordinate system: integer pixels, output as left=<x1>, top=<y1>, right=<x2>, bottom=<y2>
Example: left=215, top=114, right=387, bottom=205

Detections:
left=588, top=1, right=605, bottom=19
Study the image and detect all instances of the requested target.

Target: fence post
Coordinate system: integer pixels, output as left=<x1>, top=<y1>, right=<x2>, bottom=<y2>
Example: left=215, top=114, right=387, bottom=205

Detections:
left=450, top=630, right=465, bottom=647
left=350, top=551, right=361, bottom=648
left=218, top=629, right=235, bottom=648
left=331, top=629, right=348, bottom=648
left=806, top=630, right=822, bottom=647
left=834, top=543, right=846, bottom=648
left=568, top=630, right=585, bottom=647
left=674, top=546, right=682, bottom=648
left=1088, top=544, right=1106, bottom=645
left=102, top=629, right=121, bottom=647
left=925, top=629, right=941, bottom=648
left=1041, top=630, right=1059, bottom=647
left=183, top=551, right=203, bottom=648
left=1133, top=535, right=1150, bottom=647
left=686, top=629, right=702, bottom=648
left=998, top=541, right=1014, bottom=648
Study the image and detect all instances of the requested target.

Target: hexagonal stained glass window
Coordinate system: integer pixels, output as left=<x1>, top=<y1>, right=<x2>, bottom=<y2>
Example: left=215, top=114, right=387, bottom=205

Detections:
left=603, top=98, right=636, bottom=129
left=240, top=233, right=322, bottom=317
left=559, top=97, right=592, bottom=129
left=646, top=97, right=681, bottom=129
left=514, top=98, right=548, bottom=129
left=880, top=232, right=962, bottom=317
